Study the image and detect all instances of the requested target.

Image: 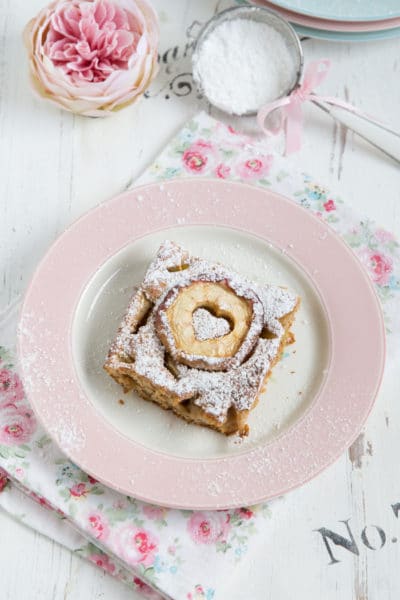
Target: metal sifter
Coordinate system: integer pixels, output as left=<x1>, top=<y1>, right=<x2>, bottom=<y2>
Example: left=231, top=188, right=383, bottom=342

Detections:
left=192, top=5, right=400, bottom=163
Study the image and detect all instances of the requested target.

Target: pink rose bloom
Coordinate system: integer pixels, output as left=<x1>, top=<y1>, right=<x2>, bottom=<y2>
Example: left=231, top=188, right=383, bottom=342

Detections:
left=87, top=511, right=110, bottom=540
left=236, top=155, right=273, bottom=179
left=235, top=507, right=253, bottom=520
left=113, top=524, right=158, bottom=567
left=359, top=248, right=393, bottom=286
left=182, top=139, right=216, bottom=174
left=89, top=553, right=116, bottom=574
left=187, top=511, right=231, bottom=544
left=323, top=199, right=336, bottom=212
left=370, top=252, right=394, bottom=285
left=0, top=468, right=8, bottom=492
left=215, top=163, right=231, bottom=179
left=375, top=228, right=396, bottom=243
left=0, top=368, right=25, bottom=407
left=69, top=482, right=88, bottom=497
left=133, top=577, right=160, bottom=598
left=182, top=150, right=208, bottom=173
left=0, top=405, right=37, bottom=446
left=187, top=585, right=206, bottom=600
left=30, top=491, right=54, bottom=510
left=24, top=0, right=159, bottom=116
left=142, top=504, right=165, bottom=520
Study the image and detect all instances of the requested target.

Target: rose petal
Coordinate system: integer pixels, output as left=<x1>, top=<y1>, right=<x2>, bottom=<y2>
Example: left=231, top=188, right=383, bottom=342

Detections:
left=24, top=0, right=159, bottom=115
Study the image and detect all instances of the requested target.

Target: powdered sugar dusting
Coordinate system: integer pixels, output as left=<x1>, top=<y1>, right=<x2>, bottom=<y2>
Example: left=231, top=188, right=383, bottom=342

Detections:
left=105, top=241, right=299, bottom=424
left=193, top=18, right=296, bottom=115
left=17, top=311, right=88, bottom=454
left=192, top=308, right=230, bottom=341
left=155, top=263, right=265, bottom=371
left=50, top=421, right=86, bottom=454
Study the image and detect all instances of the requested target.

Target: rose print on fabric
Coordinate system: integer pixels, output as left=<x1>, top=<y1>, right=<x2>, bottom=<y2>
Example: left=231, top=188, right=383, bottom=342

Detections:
left=182, top=140, right=216, bottom=174
left=323, top=199, right=336, bottom=212
left=70, top=482, right=89, bottom=498
left=187, top=584, right=215, bottom=599
left=0, top=367, right=24, bottom=407
left=235, top=155, right=273, bottom=179
left=0, top=467, right=8, bottom=492
left=375, top=228, right=396, bottom=244
left=215, top=163, right=231, bottom=179
left=142, top=504, right=166, bottom=521
left=234, top=507, right=254, bottom=520
left=0, top=404, right=36, bottom=445
left=87, top=510, right=110, bottom=541
left=113, top=524, right=158, bottom=567
left=187, top=511, right=231, bottom=545
left=89, top=552, right=116, bottom=574
left=133, top=577, right=161, bottom=599
left=359, top=248, right=394, bottom=286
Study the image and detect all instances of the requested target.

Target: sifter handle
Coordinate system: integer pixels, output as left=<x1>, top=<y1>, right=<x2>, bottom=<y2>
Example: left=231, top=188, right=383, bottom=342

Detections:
left=312, top=99, right=400, bottom=165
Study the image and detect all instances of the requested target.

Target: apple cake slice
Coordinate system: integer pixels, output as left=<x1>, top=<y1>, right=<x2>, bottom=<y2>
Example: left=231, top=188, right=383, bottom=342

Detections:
left=104, top=241, right=299, bottom=436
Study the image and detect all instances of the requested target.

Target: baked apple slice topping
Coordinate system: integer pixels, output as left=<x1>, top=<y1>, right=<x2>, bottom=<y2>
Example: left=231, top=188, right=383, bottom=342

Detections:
left=155, top=279, right=264, bottom=371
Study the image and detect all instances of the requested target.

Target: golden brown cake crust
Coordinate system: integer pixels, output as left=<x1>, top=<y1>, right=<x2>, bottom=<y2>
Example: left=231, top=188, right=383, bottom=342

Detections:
left=104, top=241, right=300, bottom=436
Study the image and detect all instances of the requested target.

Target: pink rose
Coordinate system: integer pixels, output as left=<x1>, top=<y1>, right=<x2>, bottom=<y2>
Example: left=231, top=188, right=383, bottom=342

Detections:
left=142, top=504, right=165, bottom=520
left=187, top=511, right=231, bottom=545
left=187, top=585, right=206, bottom=600
left=0, top=405, right=36, bottom=445
left=235, top=507, right=253, bottom=520
left=69, top=482, right=88, bottom=498
left=0, top=368, right=25, bottom=407
left=215, top=163, right=231, bottom=179
left=87, top=511, right=110, bottom=540
left=182, top=140, right=216, bottom=174
left=89, top=553, right=116, bottom=574
left=133, top=577, right=160, bottom=598
left=182, top=150, right=208, bottom=173
left=236, top=155, right=273, bottom=179
left=323, top=199, right=336, bottom=212
left=359, top=249, right=393, bottom=286
left=0, top=468, right=8, bottom=492
left=30, top=491, right=54, bottom=511
left=113, top=525, right=158, bottom=567
left=24, top=0, right=159, bottom=116
left=375, top=228, right=395, bottom=243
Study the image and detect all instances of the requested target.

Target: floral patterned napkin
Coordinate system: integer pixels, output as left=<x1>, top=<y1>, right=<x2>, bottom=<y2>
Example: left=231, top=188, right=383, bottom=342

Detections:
left=1, top=112, right=399, bottom=600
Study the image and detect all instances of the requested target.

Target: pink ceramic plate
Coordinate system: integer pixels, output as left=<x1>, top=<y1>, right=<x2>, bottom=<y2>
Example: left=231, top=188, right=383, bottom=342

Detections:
left=18, top=179, right=385, bottom=510
left=252, top=0, right=400, bottom=31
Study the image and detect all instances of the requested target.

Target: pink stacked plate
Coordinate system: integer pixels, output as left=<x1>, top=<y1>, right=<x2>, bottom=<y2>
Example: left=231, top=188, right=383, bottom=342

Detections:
left=251, top=0, right=400, bottom=41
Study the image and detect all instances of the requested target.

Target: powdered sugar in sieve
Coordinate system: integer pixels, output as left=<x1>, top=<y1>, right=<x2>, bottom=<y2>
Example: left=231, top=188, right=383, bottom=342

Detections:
left=192, top=5, right=303, bottom=116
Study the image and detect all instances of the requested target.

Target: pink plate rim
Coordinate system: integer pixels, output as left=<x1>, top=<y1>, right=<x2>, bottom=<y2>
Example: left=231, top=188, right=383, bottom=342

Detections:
left=17, top=179, right=386, bottom=510
left=253, top=0, right=400, bottom=31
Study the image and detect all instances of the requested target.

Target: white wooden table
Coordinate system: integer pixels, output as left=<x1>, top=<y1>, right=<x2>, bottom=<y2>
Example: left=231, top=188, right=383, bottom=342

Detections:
left=1, top=1, right=400, bottom=598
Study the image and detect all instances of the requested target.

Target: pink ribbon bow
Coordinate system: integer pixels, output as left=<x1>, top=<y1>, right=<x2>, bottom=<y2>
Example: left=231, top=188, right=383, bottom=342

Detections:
left=257, top=59, right=358, bottom=155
